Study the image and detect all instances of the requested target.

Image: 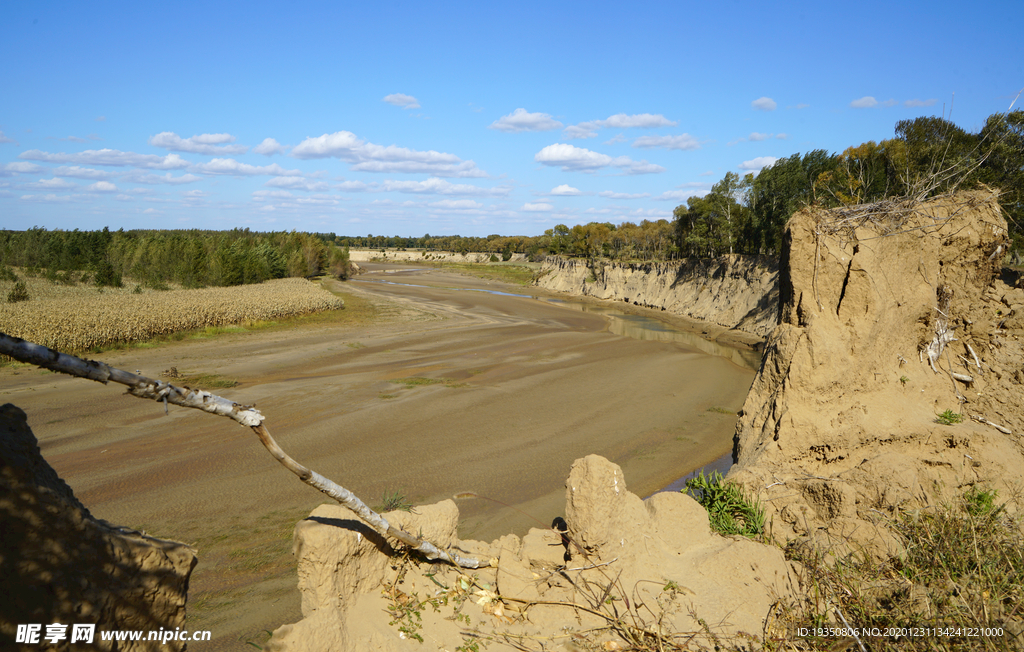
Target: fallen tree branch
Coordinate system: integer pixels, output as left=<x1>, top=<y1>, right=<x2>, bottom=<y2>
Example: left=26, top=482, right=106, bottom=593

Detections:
left=969, top=414, right=1013, bottom=435
left=0, top=332, right=483, bottom=569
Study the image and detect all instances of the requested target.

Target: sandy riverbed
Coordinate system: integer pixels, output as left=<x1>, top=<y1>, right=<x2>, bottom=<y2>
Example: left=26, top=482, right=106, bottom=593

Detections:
left=0, top=264, right=755, bottom=649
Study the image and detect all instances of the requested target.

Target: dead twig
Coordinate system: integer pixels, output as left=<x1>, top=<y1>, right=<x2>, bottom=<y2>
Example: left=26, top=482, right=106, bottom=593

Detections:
left=0, top=332, right=483, bottom=569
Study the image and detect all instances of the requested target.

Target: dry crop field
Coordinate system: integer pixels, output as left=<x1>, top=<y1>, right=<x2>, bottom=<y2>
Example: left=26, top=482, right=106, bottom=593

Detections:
left=1, top=274, right=344, bottom=353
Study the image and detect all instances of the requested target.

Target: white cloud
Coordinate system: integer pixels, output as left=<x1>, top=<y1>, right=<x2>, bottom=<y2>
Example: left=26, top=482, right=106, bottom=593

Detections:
left=738, top=156, right=779, bottom=171
left=265, top=176, right=332, bottom=191
left=149, top=132, right=248, bottom=155
left=656, top=189, right=703, bottom=201
left=522, top=202, right=553, bottom=212
left=563, top=125, right=598, bottom=139
left=880, top=99, right=898, bottom=108
left=699, top=170, right=714, bottom=176
left=534, top=143, right=664, bottom=174
left=88, top=181, right=117, bottom=193
left=190, top=158, right=304, bottom=177
left=25, top=178, right=78, bottom=190
left=182, top=189, right=208, bottom=198
left=905, top=98, right=938, bottom=108
left=376, top=177, right=510, bottom=197
left=291, top=131, right=485, bottom=177
left=598, top=189, right=647, bottom=199
left=489, top=108, right=563, bottom=133
left=383, top=93, right=421, bottom=109
left=253, top=138, right=287, bottom=156
left=20, top=193, right=73, bottom=203
left=603, top=133, right=627, bottom=145
left=121, top=171, right=201, bottom=185
left=748, top=132, right=770, bottom=142
left=850, top=96, right=878, bottom=109
left=550, top=184, right=582, bottom=196
left=1, top=162, right=44, bottom=176
left=335, top=180, right=370, bottom=192
left=598, top=191, right=650, bottom=199
left=564, top=113, right=677, bottom=140
left=20, top=148, right=190, bottom=169
left=428, top=199, right=483, bottom=209
left=0, top=131, right=17, bottom=145
left=253, top=190, right=294, bottom=201
left=751, top=97, right=777, bottom=111
left=632, top=134, right=700, bottom=150
left=599, top=114, right=676, bottom=129
left=52, top=165, right=113, bottom=180
left=776, top=133, right=789, bottom=140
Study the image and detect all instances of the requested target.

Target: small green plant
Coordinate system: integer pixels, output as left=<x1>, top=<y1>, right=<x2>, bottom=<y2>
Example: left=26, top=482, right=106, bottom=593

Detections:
left=683, top=471, right=765, bottom=539
left=935, top=409, right=964, bottom=425
left=378, top=490, right=414, bottom=513
left=900, top=375, right=910, bottom=386
left=963, top=485, right=999, bottom=517
left=6, top=280, right=30, bottom=303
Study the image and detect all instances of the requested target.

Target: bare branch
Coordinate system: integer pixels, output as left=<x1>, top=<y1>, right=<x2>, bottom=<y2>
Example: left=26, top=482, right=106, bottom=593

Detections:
left=0, top=332, right=483, bottom=569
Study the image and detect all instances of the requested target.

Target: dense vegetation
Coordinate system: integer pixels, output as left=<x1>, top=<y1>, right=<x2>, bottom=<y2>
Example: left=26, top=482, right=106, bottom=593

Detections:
left=2, top=111, right=1020, bottom=283
left=0, top=228, right=351, bottom=289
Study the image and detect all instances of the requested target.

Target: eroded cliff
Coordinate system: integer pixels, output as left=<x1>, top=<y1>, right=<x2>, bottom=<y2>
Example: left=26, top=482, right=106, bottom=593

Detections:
left=535, top=255, right=779, bottom=339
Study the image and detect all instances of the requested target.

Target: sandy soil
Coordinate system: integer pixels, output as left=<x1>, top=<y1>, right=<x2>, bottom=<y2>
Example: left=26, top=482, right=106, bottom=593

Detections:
left=0, top=264, right=755, bottom=649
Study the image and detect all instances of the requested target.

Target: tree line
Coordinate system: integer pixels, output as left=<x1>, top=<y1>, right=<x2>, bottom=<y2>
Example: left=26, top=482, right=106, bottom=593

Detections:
left=674, top=111, right=1023, bottom=259
left=0, top=228, right=351, bottom=289
left=3, top=111, right=1020, bottom=286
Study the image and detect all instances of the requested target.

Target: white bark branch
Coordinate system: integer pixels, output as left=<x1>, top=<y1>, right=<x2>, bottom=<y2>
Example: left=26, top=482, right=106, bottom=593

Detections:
left=0, top=332, right=482, bottom=568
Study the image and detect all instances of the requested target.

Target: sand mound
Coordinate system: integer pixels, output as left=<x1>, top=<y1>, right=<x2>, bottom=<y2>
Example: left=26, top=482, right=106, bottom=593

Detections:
left=729, top=189, right=1024, bottom=555
left=0, top=404, right=197, bottom=651
left=267, top=455, right=799, bottom=651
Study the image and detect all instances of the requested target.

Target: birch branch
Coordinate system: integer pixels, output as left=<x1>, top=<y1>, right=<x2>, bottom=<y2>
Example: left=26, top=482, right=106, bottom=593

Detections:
left=0, top=332, right=482, bottom=569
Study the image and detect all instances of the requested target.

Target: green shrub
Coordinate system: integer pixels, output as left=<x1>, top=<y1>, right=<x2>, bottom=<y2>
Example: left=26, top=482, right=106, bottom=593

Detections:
left=7, top=281, right=30, bottom=303
left=936, top=409, right=964, bottom=425
left=683, top=470, right=765, bottom=539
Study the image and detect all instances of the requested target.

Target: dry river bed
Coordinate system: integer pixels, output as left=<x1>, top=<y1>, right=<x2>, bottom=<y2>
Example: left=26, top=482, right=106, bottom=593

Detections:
left=0, top=264, right=756, bottom=649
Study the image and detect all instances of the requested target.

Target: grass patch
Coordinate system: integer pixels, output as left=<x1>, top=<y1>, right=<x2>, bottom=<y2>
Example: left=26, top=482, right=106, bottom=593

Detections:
left=782, top=486, right=1024, bottom=650
left=706, top=406, right=735, bottom=415
left=376, top=490, right=414, bottom=513
left=180, top=373, right=238, bottom=389
left=379, top=393, right=397, bottom=400
left=683, top=470, right=765, bottom=539
left=936, top=409, right=964, bottom=425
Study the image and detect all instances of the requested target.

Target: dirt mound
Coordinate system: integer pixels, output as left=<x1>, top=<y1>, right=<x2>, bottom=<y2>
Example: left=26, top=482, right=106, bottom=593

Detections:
left=0, top=404, right=197, bottom=651
left=267, top=455, right=799, bottom=651
left=729, top=189, right=1024, bottom=555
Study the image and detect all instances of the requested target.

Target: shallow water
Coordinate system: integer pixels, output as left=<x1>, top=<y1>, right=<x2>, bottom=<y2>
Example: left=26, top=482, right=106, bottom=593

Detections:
left=359, top=277, right=762, bottom=370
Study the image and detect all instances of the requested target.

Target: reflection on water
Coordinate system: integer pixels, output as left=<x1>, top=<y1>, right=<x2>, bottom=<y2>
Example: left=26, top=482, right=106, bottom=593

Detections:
left=538, top=298, right=762, bottom=370
left=651, top=451, right=734, bottom=497
left=356, top=277, right=762, bottom=370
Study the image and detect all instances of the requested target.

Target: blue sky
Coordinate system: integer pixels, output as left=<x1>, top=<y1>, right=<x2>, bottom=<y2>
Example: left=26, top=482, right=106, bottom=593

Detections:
left=1, top=1, right=1021, bottom=237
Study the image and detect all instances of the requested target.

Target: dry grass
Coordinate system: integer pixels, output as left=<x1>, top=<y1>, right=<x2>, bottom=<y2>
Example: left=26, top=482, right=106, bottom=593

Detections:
left=0, top=273, right=343, bottom=354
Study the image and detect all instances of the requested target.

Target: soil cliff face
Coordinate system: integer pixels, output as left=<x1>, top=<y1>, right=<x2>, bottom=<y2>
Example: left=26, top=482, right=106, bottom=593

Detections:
left=729, top=190, right=1024, bottom=553
left=0, top=404, right=197, bottom=651
left=535, top=255, right=779, bottom=339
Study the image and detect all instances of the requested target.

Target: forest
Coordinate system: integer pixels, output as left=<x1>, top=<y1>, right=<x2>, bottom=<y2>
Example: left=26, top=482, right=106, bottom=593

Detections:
left=2, top=110, right=1021, bottom=292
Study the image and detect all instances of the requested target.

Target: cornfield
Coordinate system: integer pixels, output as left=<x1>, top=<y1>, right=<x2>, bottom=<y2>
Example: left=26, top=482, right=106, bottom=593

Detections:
left=0, top=276, right=344, bottom=354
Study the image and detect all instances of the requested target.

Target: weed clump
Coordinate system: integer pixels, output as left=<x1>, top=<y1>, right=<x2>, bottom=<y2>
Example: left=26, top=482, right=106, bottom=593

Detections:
left=683, top=470, right=765, bottom=539
left=936, top=409, right=964, bottom=425
left=783, top=486, right=1024, bottom=650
